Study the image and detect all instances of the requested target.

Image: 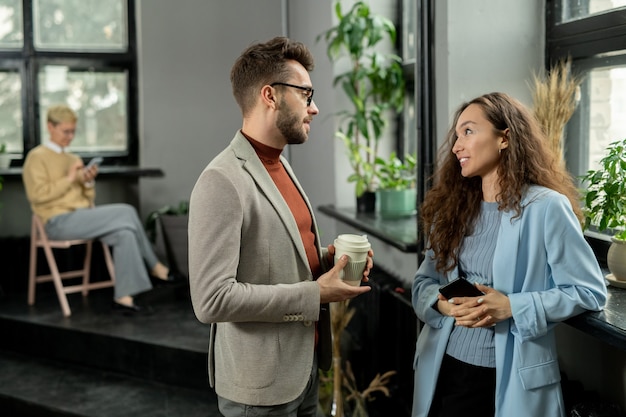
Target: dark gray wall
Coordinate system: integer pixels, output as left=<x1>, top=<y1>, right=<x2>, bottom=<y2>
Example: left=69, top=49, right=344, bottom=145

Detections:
left=137, top=0, right=338, bottom=243
left=138, top=0, right=286, bottom=218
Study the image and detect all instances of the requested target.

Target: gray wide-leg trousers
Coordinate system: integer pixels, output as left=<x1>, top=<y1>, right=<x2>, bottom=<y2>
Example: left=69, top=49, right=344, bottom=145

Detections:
left=45, top=203, right=157, bottom=299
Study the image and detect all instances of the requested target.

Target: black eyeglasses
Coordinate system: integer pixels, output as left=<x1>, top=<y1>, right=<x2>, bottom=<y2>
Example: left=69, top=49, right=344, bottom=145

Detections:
left=270, top=82, right=314, bottom=106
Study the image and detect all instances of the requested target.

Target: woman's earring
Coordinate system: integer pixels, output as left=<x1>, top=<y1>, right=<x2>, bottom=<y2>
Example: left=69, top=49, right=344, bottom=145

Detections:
left=499, top=148, right=502, bottom=155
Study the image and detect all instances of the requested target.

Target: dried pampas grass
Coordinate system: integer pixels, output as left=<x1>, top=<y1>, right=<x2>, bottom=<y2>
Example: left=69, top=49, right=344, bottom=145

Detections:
left=531, top=57, right=582, bottom=162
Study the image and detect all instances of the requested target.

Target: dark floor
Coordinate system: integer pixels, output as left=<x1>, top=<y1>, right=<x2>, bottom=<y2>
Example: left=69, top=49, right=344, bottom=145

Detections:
left=0, top=281, right=221, bottom=417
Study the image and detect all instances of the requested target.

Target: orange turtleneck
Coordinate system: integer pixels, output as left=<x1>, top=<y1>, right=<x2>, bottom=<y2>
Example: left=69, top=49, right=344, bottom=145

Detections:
left=243, top=133, right=322, bottom=279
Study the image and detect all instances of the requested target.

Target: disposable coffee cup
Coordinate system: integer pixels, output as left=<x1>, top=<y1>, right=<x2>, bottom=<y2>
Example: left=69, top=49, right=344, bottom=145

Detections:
left=333, top=234, right=371, bottom=286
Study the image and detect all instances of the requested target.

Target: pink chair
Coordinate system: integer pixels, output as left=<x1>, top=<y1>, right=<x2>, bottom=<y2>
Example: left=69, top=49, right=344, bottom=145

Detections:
left=28, top=214, right=115, bottom=317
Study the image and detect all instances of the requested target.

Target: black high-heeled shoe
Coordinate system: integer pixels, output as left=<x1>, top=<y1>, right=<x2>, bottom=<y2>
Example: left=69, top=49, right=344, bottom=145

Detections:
left=150, top=270, right=184, bottom=286
left=112, top=301, right=153, bottom=316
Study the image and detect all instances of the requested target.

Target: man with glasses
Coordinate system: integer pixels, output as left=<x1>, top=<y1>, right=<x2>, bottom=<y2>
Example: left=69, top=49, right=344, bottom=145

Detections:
left=188, top=37, right=373, bottom=417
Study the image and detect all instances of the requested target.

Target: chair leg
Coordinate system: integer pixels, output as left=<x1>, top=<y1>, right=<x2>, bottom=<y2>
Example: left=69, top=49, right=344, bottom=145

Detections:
left=81, top=241, right=93, bottom=296
left=28, top=222, right=38, bottom=306
left=102, top=243, right=116, bottom=283
left=41, top=244, right=72, bottom=317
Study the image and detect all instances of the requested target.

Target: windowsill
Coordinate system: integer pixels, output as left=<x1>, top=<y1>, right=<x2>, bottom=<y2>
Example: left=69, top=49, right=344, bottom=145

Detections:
left=318, top=204, right=418, bottom=253
left=566, top=280, right=626, bottom=351
left=0, top=166, right=164, bottom=179
left=585, top=229, right=614, bottom=242
left=320, top=204, right=626, bottom=351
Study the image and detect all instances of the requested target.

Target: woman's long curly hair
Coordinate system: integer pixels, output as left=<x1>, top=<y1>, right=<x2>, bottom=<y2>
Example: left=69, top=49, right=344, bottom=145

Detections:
left=421, top=92, right=582, bottom=273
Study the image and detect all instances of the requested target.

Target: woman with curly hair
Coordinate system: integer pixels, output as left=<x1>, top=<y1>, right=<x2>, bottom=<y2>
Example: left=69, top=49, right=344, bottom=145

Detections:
left=411, top=92, right=606, bottom=417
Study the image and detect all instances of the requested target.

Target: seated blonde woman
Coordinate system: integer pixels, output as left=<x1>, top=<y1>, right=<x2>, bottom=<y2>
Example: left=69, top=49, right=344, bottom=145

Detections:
left=22, top=104, right=179, bottom=315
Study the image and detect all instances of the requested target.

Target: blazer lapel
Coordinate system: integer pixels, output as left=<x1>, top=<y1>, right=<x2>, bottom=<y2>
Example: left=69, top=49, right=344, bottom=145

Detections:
left=231, top=133, right=312, bottom=272
left=493, top=208, right=521, bottom=404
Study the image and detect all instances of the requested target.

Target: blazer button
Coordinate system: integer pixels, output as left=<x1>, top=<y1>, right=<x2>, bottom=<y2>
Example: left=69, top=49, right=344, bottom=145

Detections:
left=303, top=320, right=312, bottom=327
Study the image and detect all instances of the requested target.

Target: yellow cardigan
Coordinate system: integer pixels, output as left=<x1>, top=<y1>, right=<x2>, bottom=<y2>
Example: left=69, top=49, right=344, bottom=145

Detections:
left=22, top=145, right=95, bottom=224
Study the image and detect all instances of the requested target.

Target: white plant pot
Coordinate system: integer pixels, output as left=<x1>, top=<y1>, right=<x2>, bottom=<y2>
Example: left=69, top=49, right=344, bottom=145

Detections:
left=607, top=237, right=626, bottom=281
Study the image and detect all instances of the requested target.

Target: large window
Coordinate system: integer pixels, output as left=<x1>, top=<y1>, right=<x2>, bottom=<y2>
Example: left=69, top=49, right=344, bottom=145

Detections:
left=0, top=0, right=137, bottom=166
left=398, top=0, right=435, bottom=256
left=547, top=1, right=626, bottom=179
left=559, top=0, right=626, bottom=22
left=400, top=0, right=417, bottom=159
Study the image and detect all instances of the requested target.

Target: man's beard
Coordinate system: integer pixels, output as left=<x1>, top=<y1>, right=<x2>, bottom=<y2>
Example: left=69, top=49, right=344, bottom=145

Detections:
left=276, top=99, right=308, bottom=145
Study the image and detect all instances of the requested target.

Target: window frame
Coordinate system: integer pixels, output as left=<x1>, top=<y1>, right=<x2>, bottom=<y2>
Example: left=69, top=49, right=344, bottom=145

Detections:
left=0, top=0, right=138, bottom=167
left=546, top=2, right=626, bottom=176
left=546, top=2, right=626, bottom=61
left=398, top=0, right=435, bottom=258
left=546, top=1, right=626, bottom=246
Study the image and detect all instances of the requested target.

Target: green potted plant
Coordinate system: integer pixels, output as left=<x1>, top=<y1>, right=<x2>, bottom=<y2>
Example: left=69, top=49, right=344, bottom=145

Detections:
left=581, top=137, right=626, bottom=281
left=318, top=1, right=405, bottom=212
left=375, top=152, right=417, bottom=218
left=145, top=200, right=189, bottom=278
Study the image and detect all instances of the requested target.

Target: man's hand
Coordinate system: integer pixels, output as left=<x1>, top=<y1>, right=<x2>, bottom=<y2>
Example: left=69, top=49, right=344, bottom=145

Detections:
left=326, top=244, right=374, bottom=282
left=317, top=254, right=371, bottom=303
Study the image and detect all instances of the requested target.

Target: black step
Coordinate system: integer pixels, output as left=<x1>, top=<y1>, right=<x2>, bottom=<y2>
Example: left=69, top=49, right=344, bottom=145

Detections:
left=0, top=349, right=218, bottom=417
left=0, top=282, right=220, bottom=416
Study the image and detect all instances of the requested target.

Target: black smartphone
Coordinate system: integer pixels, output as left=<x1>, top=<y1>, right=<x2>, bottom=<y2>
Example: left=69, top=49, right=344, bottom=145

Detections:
left=439, top=277, right=484, bottom=299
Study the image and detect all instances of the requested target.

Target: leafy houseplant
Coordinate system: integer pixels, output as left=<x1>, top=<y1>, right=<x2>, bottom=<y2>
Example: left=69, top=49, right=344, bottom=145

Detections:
left=375, top=152, right=416, bottom=190
left=318, top=1, right=405, bottom=206
left=375, top=152, right=417, bottom=218
left=581, top=138, right=626, bottom=280
left=145, top=200, right=189, bottom=277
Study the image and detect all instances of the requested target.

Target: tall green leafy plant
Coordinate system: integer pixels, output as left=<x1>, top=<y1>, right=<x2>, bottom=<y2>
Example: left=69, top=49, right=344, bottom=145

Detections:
left=318, top=1, right=405, bottom=197
left=581, top=138, right=626, bottom=240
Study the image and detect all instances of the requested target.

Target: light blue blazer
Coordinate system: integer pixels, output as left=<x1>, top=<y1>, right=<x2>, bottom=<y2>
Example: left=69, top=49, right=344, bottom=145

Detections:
left=411, top=186, right=607, bottom=417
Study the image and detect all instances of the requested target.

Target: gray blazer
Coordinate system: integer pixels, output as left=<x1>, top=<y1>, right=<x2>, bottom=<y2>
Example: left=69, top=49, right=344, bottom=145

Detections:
left=188, top=131, right=331, bottom=406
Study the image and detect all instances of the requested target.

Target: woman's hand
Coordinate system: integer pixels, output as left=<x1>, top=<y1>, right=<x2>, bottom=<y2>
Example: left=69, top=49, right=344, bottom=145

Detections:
left=82, top=163, right=99, bottom=183
left=67, top=161, right=84, bottom=183
left=445, top=284, right=512, bottom=328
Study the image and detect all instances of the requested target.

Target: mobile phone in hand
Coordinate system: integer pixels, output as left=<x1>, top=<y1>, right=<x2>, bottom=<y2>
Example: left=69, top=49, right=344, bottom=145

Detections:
left=439, top=277, right=484, bottom=299
left=85, top=157, right=103, bottom=169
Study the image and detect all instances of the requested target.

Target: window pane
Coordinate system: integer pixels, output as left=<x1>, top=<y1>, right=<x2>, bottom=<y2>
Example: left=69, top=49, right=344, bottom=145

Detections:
left=403, top=91, right=417, bottom=157
left=560, top=0, right=626, bottom=22
left=587, top=65, right=626, bottom=171
left=0, top=71, right=22, bottom=153
left=33, top=0, right=127, bottom=51
left=0, top=0, right=23, bottom=49
left=38, top=66, right=128, bottom=153
left=402, top=0, right=416, bottom=62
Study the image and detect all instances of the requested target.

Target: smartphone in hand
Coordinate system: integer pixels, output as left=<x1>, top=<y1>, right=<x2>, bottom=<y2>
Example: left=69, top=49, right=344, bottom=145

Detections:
left=85, top=157, right=103, bottom=169
left=439, top=277, right=484, bottom=299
